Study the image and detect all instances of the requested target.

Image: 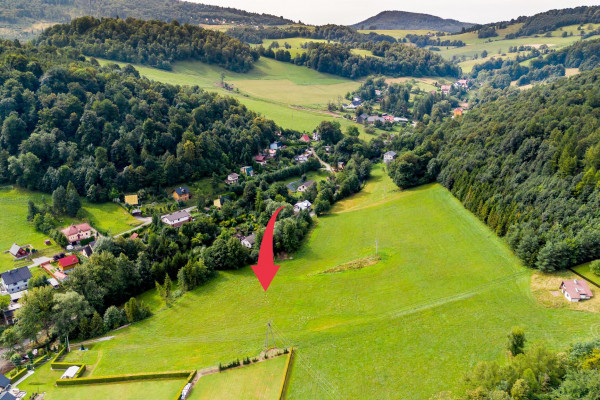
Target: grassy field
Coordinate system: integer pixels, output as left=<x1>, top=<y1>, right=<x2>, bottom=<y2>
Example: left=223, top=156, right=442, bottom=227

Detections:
left=357, top=29, right=436, bottom=39
left=19, top=164, right=600, bottom=399
left=0, top=186, right=142, bottom=272
left=188, top=356, right=287, bottom=400
left=572, top=262, right=600, bottom=285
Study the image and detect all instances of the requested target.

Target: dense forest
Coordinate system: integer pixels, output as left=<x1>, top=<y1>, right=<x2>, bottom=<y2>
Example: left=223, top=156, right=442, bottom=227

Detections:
left=226, top=24, right=396, bottom=45
left=457, top=5, right=600, bottom=37
left=260, top=41, right=460, bottom=79
left=0, top=39, right=278, bottom=202
left=387, top=69, right=600, bottom=272
left=36, top=17, right=258, bottom=71
left=0, top=0, right=292, bottom=40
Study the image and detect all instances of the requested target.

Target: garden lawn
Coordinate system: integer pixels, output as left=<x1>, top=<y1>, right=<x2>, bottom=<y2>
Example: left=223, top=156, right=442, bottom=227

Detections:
left=17, top=362, right=186, bottom=400
left=19, top=165, right=600, bottom=399
left=572, top=263, right=600, bottom=286
left=188, top=356, right=287, bottom=400
left=79, top=201, right=142, bottom=236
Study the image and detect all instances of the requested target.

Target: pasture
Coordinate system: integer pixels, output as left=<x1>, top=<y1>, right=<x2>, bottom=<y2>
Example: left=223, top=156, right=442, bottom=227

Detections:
left=188, top=356, right=288, bottom=400
left=20, top=165, right=600, bottom=399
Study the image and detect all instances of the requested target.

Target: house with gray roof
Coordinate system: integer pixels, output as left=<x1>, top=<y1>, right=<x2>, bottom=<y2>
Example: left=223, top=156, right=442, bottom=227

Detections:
left=1, top=266, right=32, bottom=294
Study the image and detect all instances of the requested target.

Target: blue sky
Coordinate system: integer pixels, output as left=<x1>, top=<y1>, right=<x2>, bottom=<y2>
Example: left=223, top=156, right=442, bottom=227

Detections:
left=192, top=0, right=600, bottom=25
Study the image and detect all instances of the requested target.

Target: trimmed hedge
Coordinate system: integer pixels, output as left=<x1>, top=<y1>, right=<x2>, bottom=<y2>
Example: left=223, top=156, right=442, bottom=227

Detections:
left=56, top=370, right=193, bottom=386
left=32, top=355, right=48, bottom=368
left=172, top=370, right=197, bottom=400
left=278, top=348, right=294, bottom=400
left=9, top=368, right=28, bottom=383
left=52, top=362, right=84, bottom=370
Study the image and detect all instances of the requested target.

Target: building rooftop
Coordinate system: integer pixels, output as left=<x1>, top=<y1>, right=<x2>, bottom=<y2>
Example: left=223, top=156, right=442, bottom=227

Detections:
left=1, top=266, right=32, bottom=286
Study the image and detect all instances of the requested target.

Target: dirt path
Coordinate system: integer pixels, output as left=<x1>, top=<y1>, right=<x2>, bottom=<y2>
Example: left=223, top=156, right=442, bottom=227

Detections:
left=311, top=148, right=334, bottom=173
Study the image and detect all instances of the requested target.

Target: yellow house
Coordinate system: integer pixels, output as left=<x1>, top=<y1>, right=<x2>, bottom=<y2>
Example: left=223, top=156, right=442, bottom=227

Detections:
left=173, top=187, right=191, bottom=202
left=124, top=194, right=139, bottom=206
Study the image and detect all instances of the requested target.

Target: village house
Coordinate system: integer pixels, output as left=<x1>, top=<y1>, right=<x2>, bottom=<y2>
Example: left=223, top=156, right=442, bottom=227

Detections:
left=356, top=113, right=368, bottom=124
left=130, top=233, right=139, bottom=240
left=131, top=208, right=142, bottom=217
left=172, top=187, right=191, bottom=202
left=0, top=373, right=10, bottom=392
left=300, top=134, right=311, bottom=143
left=383, top=115, right=395, bottom=123
left=294, top=200, right=312, bottom=214
left=81, top=245, right=93, bottom=258
left=295, top=154, right=309, bottom=163
left=225, top=173, right=240, bottom=185
left=61, top=223, right=94, bottom=244
left=394, top=117, right=409, bottom=124
left=337, top=162, right=345, bottom=171
left=367, top=116, right=385, bottom=125
left=268, top=149, right=277, bottom=158
left=312, top=131, right=321, bottom=141
left=383, top=151, right=398, bottom=164
left=454, top=108, right=464, bottom=117
left=270, top=141, right=282, bottom=150
left=8, top=243, right=27, bottom=259
left=58, top=254, right=79, bottom=274
left=454, top=79, right=470, bottom=89
left=560, top=279, right=593, bottom=302
left=375, top=89, right=382, bottom=97
left=324, top=145, right=332, bottom=153
left=297, top=180, right=316, bottom=192
left=241, top=233, right=256, bottom=249
left=441, top=85, right=452, bottom=95
left=240, top=166, right=254, bottom=176
left=124, top=194, right=139, bottom=206
left=254, top=155, right=267, bottom=166
left=1, top=266, right=32, bottom=294
left=213, top=196, right=229, bottom=209
left=161, top=210, right=192, bottom=227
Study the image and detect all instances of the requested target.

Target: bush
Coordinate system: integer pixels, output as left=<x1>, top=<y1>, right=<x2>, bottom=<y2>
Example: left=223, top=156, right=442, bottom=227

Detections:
left=590, top=260, right=600, bottom=276
left=56, top=370, right=192, bottom=386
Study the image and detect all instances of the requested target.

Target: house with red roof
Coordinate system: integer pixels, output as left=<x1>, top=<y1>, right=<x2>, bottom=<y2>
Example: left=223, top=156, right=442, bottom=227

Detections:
left=61, top=223, right=94, bottom=244
left=254, top=155, right=267, bottom=166
left=560, top=279, right=593, bottom=302
left=300, top=134, right=311, bottom=143
left=58, top=255, right=79, bottom=273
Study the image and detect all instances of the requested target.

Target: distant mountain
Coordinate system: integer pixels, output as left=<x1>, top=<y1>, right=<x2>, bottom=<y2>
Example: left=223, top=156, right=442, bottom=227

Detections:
left=350, top=11, right=474, bottom=33
left=0, top=0, right=293, bottom=40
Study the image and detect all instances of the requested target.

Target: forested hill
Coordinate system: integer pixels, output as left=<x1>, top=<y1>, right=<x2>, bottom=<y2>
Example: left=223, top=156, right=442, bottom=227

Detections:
left=398, top=69, right=600, bottom=272
left=0, top=0, right=292, bottom=40
left=458, top=5, right=600, bottom=37
left=36, top=17, right=258, bottom=72
left=351, top=11, right=473, bottom=32
left=0, top=39, right=279, bottom=202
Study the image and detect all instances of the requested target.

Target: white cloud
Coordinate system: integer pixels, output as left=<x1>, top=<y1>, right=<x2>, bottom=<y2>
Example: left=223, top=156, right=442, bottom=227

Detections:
left=190, top=0, right=600, bottom=25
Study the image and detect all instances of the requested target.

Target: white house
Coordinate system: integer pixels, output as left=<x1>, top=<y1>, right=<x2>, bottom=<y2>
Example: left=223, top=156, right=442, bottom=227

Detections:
left=294, top=154, right=309, bottom=163
left=1, top=266, right=32, bottom=294
left=161, top=210, right=192, bottom=227
left=312, top=131, right=321, bottom=141
left=383, top=151, right=398, bottom=164
left=297, top=180, right=315, bottom=192
left=241, top=233, right=256, bottom=249
left=225, top=173, right=239, bottom=185
left=560, top=279, right=594, bottom=302
left=294, top=200, right=312, bottom=213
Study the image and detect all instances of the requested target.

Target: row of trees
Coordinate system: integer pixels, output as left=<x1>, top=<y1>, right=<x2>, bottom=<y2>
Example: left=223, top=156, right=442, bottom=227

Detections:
left=37, top=17, right=259, bottom=71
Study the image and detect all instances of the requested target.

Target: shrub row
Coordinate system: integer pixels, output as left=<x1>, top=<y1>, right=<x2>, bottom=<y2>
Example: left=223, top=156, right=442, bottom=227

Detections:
left=278, top=348, right=295, bottom=400
left=32, top=355, right=48, bottom=368
left=52, top=362, right=84, bottom=371
left=56, top=370, right=193, bottom=386
left=9, top=368, right=28, bottom=383
left=172, top=370, right=197, bottom=400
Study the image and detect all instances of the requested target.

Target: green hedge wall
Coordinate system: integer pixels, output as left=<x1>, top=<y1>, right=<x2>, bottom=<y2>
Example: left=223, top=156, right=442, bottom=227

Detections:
left=172, top=370, right=197, bottom=400
left=56, top=370, right=193, bottom=386
left=9, top=368, right=27, bottom=383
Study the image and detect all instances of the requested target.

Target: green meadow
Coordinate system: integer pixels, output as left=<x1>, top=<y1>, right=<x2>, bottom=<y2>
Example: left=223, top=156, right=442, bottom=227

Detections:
left=21, top=165, right=599, bottom=399
left=188, top=356, right=287, bottom=400
left=0, top=186, right=141, bottom=272
left=98, top=57, right=364, bottom=134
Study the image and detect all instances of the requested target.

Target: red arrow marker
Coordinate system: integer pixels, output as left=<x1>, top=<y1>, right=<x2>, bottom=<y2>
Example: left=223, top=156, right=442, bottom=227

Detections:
left=252, top=206, right=284, bottom=291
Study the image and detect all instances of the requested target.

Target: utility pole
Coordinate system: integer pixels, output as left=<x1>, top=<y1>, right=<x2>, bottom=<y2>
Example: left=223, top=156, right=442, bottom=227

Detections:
left=264, top=320, right=276, bottom=351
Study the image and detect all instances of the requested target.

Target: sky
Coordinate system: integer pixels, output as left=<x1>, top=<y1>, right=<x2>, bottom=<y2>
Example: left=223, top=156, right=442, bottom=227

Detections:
left=191, top=0, right=600, bottom=25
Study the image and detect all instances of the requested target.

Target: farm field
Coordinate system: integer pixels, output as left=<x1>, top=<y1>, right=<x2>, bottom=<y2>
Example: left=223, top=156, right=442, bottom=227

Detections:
left=188, top=356, right=288, bottom=400
left=358, top=29, right=436, bottom=39
left=19, top=165, right=600, bottom=399
left=97, top=57, right=364, bottom=135
left=0, top=186, right=142, bottom=271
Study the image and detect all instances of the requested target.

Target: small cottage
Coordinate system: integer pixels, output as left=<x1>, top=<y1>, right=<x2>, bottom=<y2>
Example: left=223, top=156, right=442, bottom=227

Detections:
left=172, top=187, right=191, bottom=202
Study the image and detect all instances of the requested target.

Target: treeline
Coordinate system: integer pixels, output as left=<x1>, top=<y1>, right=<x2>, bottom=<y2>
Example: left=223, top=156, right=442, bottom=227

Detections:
left=388, top=69, right=600, bottom=271
left=227, top=24, right=396, bottom=45
left=405, top=34, right=465, bottom=48
left=37, top=17, right=259, bottom=71
left=530, top=38, right=600, bottom=71
left=259, top=42, right=460, bottom=79
left=0, top=40, right=279, bottom=202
